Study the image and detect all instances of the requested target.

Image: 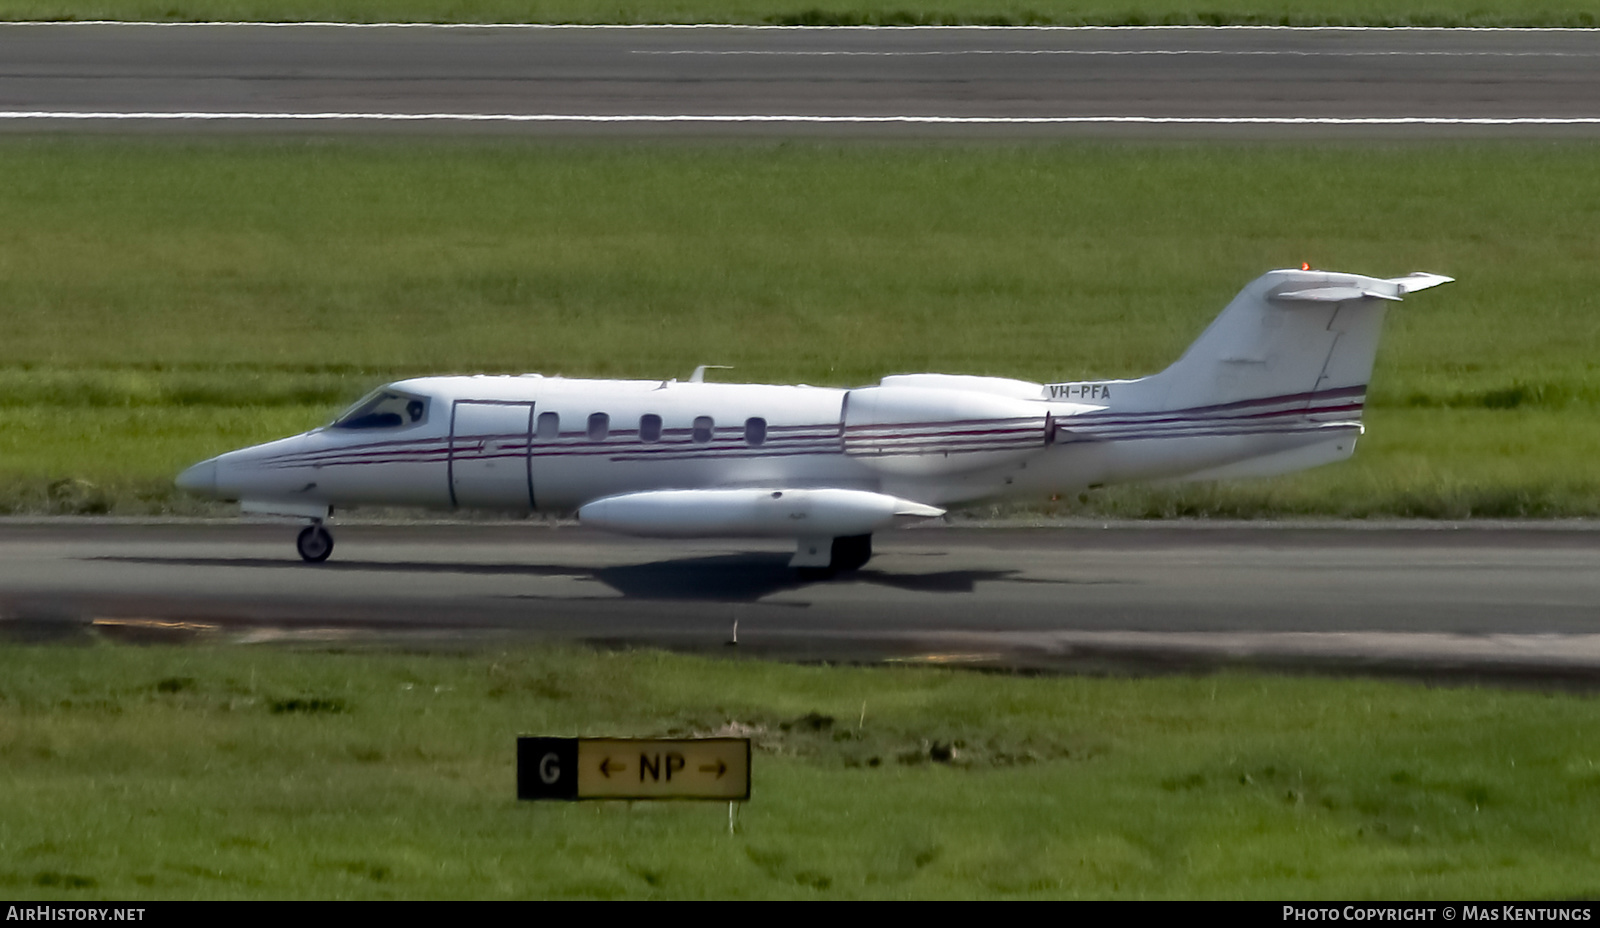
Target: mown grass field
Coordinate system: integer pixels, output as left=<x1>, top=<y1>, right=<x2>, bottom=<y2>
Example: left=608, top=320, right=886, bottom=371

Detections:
left=3, top=0, right=1598, bottom=27
left=3, top=643, right=1599, bottom=899
left=1, top=138, right=1596, bottom=517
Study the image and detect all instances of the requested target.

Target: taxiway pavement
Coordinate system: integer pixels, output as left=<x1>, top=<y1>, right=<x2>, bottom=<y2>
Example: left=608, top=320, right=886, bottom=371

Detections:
left=4, top=24, right=1600, bottom=136
left=4, top=520, right=1598, bottom=680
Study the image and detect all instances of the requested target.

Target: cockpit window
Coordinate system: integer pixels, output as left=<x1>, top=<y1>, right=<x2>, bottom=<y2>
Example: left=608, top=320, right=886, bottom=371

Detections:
left=332, top=390, right=429, bottom=430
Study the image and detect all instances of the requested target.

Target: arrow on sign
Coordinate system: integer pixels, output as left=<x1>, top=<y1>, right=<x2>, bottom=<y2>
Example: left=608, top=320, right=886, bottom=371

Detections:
left=567, top=738, right=749, bottom=800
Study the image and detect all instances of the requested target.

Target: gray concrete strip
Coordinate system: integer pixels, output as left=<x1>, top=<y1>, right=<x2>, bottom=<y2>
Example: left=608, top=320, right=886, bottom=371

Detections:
left=890, top=629, right=1600, bottom=673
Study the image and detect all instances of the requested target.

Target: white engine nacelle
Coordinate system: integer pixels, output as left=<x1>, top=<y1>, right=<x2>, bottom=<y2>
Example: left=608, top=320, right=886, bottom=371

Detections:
left=842, top=385, right=1054, bottom=477
left=878, top=373, right=1048, bottom=400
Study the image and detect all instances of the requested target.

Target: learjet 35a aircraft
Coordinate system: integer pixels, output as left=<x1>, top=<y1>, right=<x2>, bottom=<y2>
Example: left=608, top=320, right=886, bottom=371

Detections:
left=176, top=268, right=1450, bottom=572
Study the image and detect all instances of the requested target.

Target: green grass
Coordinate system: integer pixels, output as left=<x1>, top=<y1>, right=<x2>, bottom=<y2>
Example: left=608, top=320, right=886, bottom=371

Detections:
left=3, top=0, right=1599, bottom=27
left=0, top=137, right=1597, bottom=516
left=1045, top=409, right=1600, bottom=519
left=3, top=642, right=1600, bottom=898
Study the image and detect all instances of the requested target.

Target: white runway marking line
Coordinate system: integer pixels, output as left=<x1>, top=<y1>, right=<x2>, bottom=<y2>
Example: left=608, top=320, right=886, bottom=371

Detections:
left=5, top=112, right=1600, bottom=125
left=636, top=49, right=1600, bottom=57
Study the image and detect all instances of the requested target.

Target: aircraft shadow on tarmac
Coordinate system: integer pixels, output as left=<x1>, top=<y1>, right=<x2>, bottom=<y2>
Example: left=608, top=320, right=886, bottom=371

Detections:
left=585, top=555, right=1059, bottom=602
left=93, top=553, right=1085, bottom=604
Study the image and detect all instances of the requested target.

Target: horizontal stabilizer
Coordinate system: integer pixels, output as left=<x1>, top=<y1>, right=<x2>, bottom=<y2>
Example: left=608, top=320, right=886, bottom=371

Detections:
left=1274, top=272, right=1452, bottom=304
left=1275, top=286, right=1401, bottom=303
left=1389, top=272, right=1454, bottom=293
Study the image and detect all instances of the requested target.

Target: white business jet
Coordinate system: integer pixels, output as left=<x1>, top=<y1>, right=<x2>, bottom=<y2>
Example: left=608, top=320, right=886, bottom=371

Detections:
left=176, top=268, right=1450, bottom=573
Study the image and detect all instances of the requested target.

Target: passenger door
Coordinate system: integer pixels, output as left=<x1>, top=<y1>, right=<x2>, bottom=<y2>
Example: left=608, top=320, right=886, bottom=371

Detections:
left=449, top=401, right=534, bottom=511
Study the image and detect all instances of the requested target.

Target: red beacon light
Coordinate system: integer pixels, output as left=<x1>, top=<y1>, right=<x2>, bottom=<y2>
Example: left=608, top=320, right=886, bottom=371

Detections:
left=1301, top=262, right=1311, bottom=271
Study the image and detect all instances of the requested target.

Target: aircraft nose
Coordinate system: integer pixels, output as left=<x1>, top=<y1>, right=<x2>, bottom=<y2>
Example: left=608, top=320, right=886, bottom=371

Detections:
left=174, top=458, right=218, bottom=497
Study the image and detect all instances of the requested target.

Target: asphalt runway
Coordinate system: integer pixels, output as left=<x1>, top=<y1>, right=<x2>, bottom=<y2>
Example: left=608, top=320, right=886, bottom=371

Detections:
left=4, top=24, right=1600, bottom=136
left=4, top=520, right=1599, bottom=680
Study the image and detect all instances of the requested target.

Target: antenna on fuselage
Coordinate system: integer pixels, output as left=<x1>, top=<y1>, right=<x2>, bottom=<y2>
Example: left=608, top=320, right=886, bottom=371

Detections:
left=689, top=365, right=732, bottom=383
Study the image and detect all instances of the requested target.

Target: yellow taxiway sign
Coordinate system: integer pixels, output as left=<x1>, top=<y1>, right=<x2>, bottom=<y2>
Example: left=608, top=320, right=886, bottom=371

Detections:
left=519, top=737, right=750, bottom=801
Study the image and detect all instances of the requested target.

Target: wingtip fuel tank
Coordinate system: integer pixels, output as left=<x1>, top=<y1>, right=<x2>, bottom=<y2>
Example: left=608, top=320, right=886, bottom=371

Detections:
left=577, top=488, right=945, bottom=539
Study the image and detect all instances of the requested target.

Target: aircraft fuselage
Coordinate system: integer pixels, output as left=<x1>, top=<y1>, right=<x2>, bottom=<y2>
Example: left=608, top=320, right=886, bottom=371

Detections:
left=175, top=268, right=1451, bottom=569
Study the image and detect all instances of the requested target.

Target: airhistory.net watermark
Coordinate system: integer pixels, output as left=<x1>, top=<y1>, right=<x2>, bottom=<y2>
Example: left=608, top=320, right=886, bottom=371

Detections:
left=6, top=909, right=145, bottom=922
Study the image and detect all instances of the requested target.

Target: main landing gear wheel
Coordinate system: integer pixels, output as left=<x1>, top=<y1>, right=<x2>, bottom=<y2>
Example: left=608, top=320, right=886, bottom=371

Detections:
left=795, top=534, right=873, bottom=581
left=831, top=534, right=873, bottom=572
left=296, top=524, right=334, bottom=563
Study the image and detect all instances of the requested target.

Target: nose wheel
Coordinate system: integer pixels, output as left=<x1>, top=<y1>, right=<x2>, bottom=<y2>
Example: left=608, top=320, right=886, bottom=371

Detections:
left=296, top=524, right=334, bottom=563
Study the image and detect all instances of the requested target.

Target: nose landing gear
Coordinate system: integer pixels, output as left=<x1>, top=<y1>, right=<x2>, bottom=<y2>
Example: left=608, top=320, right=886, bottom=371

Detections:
left=296, top=522, right=334, bottom=563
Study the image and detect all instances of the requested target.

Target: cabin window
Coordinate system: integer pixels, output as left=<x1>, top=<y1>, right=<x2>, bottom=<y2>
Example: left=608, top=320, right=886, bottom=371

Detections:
left=692, top=416, right=714, bottom=444
left=744, top=417, right=767, bottom=447
left=332, top=390, right=428, bottom=430
left=587, top=413, right=610, bottom=442
left=639, top=414, right=662, bottom=443
left=536, top=411, right=559, bottom=440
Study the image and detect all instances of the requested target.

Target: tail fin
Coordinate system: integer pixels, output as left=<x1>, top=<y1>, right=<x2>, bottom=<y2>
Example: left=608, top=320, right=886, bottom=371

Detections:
left=1056, top=268, right=1451, bottom=415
